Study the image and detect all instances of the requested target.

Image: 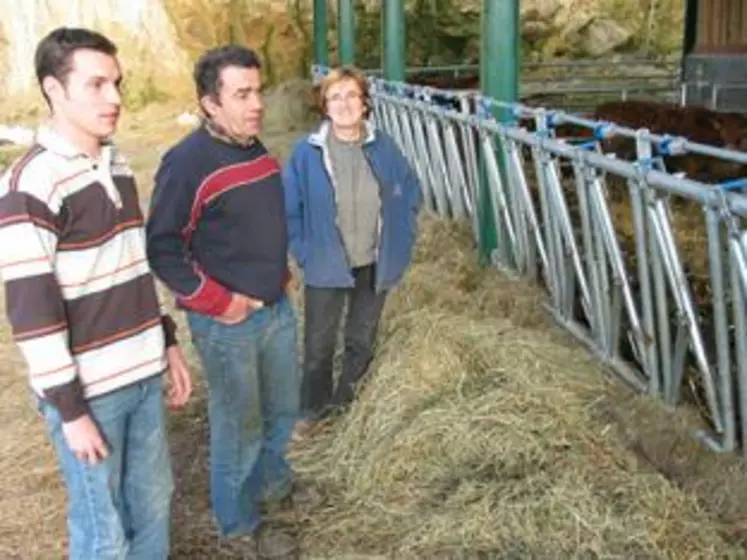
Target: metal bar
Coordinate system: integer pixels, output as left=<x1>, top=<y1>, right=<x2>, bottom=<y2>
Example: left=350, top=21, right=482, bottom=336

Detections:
left=357, top=71, right=747, bottom=456
left=443, top=122, right=469, bottom=220
left=478, top=0, right=519, bottom=262
left=482, top=133, right=518, bottom=265
left=590, top=189, right=612, bottom=354
left=608, top=282, right=623, bottom=358
left=312, top=0, right=328, bottom=66
left=425, top=115, right=453, bottom=217
left=338, top=0, right=355, bottom=65
left=648, top=193, right=673, bottom=402
left=669, top=321, right=689, bottom=406
left=648, top=200, right=723, bottom=432
left=409, top=106, right=438, bottom=213
left=508, top=142, right=550, bottom=283
left=531, top=139, right=559, bottom=304
left=730, top=239, right=747, bottom=456
left=628, top=178, right=659, bottom=395
left=543, top=302, right=648, bottom=392
left=364, top=93, right=747, bottom=212
left=589, top=177, right=648, bottom=361
left=571, top=159, right=598, bottom=332
left=706, top=206, right=735, bottom=451
left=382, top=0, right=405, bottom=82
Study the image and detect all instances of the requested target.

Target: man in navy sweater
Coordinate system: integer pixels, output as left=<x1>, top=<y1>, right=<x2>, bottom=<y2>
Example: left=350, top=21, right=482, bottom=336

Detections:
left=146, top=46, right=299, bottom=559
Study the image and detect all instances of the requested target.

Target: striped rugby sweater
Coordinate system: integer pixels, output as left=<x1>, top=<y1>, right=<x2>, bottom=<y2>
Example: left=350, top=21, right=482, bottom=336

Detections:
left=0, top=126, right=175, bottom=422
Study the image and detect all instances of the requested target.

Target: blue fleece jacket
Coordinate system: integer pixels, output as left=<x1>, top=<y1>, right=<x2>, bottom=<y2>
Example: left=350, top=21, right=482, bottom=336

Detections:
left=282, top=121, right=422, bottom=291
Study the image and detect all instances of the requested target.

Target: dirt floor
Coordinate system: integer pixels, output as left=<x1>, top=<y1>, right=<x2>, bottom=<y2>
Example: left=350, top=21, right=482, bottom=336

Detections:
left=1, top=89, right=747, bottom=559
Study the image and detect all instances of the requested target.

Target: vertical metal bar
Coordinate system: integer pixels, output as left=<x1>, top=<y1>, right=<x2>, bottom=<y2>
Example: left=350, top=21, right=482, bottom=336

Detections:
left=481, top=133, right=518, bottom=266
left=382, top=0, right=405, bottom=81
left=505, top=138, right=530, bottom=273
left=425, top=115, right=453, bottom=217
left=443, top=121, right=469, bottom=220
left=647, top=194, right=673, bottom=402
left=410, top=107, right=438, bottom=213
left=508, top=144, right=549, bottom=284
left=546, top=159, right=592, bottom=318
left=338, top=0, right=355, bottom=65
left=460, top=97, right=480, bottom=236
left=588, top=180, right=647, bottom=363
left=706, top=206, right=734, bottom=451
left=533, top=143, right=560, bottom=305
left=313, top=0, right=329, bottom=66
left=398, top=102, right=429, bottom=203
left=730, top=239, right=747, bottom=456
left=573, top=160, right=600, bottom=337
left=608, top=283, right=623, bottom=357
left=628, top=178, right=659, bottom=396
left=669, top=322, right=689, bottom=404
left=478, top=0, right=519, bottom=262
left=648, top=201, right=723, bottom=433
left=591, top=185, right=612, bottom=353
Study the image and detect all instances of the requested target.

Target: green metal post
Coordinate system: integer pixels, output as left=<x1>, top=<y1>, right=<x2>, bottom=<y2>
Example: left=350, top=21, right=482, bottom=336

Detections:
left=478, top=0, right=519, bottom=265
left=313, top=0, right=329, bottom=66
left=382, top=0, right=405, bottom=81
left=338, top=0, right=355, bottom=65
left=682, top=0, right=698, bottom=57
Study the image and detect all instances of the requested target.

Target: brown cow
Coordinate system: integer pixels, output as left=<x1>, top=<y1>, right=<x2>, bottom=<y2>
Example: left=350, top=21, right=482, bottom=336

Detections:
left=587, top=100, right=747, bottom=183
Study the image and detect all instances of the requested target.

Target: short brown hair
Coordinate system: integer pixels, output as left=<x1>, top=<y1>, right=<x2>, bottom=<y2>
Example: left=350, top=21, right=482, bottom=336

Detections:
left=318, top=66, right=371, bottom=117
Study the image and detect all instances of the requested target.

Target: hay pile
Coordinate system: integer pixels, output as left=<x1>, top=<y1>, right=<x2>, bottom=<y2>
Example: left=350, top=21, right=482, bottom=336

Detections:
left=290, top=216, right=743, bottom=558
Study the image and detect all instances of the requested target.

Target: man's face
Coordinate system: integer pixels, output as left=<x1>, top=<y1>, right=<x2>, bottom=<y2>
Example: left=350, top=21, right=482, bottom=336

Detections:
left=44, top=49, right=122, bottom=141
left=203, top=66, right=264, bottom=141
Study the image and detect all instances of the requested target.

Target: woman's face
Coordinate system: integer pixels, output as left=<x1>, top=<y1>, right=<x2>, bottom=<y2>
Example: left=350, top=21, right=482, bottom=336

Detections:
left=325, top=78, right=365, bottom=128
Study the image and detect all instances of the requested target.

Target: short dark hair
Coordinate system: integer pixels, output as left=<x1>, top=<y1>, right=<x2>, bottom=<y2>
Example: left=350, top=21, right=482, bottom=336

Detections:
left=193, top=45, right=262, bottom=102
left=35, top=27, right=118, bottom=104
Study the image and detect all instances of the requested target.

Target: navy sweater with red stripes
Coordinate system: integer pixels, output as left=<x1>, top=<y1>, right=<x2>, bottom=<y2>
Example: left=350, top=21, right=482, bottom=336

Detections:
left=146, top=125, right=288, bottom=316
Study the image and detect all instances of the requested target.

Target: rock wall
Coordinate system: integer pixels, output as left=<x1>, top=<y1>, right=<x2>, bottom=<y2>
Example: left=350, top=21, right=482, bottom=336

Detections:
left=0, top=0, right=682, bottom=98
left=0, top=0, right=188, bottom=94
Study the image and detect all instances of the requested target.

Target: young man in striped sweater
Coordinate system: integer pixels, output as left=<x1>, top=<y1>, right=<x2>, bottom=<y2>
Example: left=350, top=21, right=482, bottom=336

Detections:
left=0, top=28, right=192, bottom=559
left=146, top=46, right=299, bottom=559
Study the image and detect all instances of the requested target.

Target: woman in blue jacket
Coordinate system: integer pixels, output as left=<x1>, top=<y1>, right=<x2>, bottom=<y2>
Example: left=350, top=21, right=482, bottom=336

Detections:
left=283, top=66, right=422, bottom=438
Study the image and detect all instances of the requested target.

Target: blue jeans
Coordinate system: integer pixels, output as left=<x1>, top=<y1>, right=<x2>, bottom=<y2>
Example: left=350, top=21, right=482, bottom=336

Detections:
left=39, top=375, right=173, bottom=560
left=187, top=296, right=300, bottom=537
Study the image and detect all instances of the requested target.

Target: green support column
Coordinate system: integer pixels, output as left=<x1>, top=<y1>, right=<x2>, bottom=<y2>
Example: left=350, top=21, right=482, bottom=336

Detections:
left=682, top=0, right=698, bottom=57
left=338, top=0, right=355, bottom=65
left=382, top=0, right=405, bottom=81
left=313, top=0, right=329, bottom=66
left=478, top=0, right=519, bottom=265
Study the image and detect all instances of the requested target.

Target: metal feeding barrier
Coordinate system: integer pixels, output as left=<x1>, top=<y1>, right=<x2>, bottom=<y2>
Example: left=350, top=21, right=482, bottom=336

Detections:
left=312, top=64, right=747, bottom=455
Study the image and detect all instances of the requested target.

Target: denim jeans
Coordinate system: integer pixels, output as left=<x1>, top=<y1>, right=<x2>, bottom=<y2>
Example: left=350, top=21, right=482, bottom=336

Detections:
left=187, top=296, right=300, bottom=537
left=301, top=265, right=388, bottom=420
left=39, top=375, right=173, bottom=560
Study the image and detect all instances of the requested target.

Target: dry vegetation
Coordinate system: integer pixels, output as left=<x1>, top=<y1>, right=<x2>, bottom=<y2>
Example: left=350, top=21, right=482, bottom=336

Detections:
left=0, top=83, right=746, bottom=558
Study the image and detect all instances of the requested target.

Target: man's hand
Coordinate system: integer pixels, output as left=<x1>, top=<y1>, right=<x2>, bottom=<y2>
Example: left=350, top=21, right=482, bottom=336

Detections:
left=165, top=345, right=192, bottom=409
left=62, top=415, right=109, bottom=465
left=216, top=292, right=264, bottom=325
left=286, top=272, right=299, bottom=293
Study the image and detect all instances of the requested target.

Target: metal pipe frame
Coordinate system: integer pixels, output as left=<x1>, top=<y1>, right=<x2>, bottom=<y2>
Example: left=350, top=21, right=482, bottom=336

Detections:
left=314, top=63, right=747, bottom=455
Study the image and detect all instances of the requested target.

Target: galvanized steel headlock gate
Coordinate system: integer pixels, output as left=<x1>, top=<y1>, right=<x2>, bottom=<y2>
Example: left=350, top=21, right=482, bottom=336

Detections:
left=311, top=65, right=747, bottom=455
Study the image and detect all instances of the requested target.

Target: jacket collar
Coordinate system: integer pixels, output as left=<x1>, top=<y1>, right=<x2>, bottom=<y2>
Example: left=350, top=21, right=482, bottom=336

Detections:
left=203, top=117, right=257, bottom=148
left=307, top=119, right=377, bottom=147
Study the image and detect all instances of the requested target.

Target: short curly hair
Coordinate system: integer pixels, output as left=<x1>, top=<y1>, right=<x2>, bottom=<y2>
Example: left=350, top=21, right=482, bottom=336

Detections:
left=318, top=66, right=371, bottom=118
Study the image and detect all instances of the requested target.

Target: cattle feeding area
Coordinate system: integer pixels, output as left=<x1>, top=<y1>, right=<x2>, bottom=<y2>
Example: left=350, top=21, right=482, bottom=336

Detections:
left=355, top=65, right=747, bottom=457
left=0, top=70, right=746, bottom=558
